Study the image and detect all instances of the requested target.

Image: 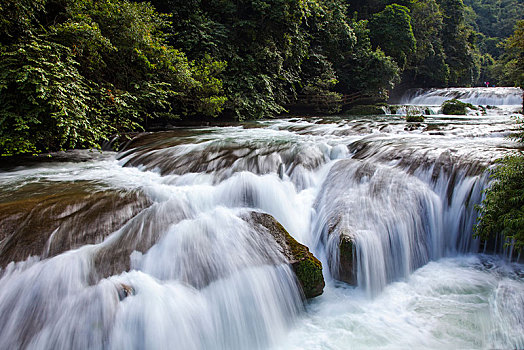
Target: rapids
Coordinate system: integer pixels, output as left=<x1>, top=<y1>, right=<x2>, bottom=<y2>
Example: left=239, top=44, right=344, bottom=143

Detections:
left=0, top=87, right=523, bottom=349
left=395, top=87, right=523, bottom=106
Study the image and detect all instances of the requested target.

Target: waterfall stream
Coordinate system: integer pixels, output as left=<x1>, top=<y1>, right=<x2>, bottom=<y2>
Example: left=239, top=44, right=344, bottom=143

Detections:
left=395, top=87, right=523, bottom=106
left=0, top=87, right=523, bottom=349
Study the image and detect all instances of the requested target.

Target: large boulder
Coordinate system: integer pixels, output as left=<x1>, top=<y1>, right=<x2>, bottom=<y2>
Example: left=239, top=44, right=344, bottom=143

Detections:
left=244, top=211, right=325, bottom=298
left=0, top=181, right=152, bottom=268
left=324, top=215, right=356, bottom=286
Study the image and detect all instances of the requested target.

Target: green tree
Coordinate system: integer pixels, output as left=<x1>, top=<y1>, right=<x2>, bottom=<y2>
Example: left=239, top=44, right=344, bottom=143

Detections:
left=438, top=0, right=479, bottom=85
left=368, top=4, right=416, bottom=70
left=463, top=0, right=524, bottom=58
left=337, top=18, right=400, bottom=98
left=157, top=0, right=311, bottom=120
left=0, top=37, right=96, bottom=155
left=346, top=0, right=387, bottom=18
left=0, top=0, right=226, bottom=156
left=406, top=0, right=449, bottom=86
left=495, top=20, right=524, bottom=87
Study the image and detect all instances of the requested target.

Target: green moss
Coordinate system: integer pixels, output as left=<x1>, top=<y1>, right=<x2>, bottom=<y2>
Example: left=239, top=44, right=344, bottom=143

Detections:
left=406, top=115, right=425, bottom=123
left=441, top=99, right=476, bottom=115
left=274, top=220, right=325, bottom=298
left=293, top=257, right=324, bottom=298
left=345, top=104, right=386, bottom=116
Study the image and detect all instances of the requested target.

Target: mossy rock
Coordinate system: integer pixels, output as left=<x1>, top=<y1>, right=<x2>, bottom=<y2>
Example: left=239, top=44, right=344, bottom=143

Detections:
left=345, top=105, right=386, bottom=116
left=441, top=99, right=476, bottom=115
left=245, top=212, right=325, bottom=298
left=405, top=115, right=424, bottom=123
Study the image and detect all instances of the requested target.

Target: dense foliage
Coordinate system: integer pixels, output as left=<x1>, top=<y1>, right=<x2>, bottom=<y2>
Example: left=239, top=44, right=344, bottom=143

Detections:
left=474, top=17, right=523, bottom=253
left=0, top=0, right=226, bottom=155
left=492, top=20, right=524, bottom=87
left=369, top=4, right=416, bottom=70
left=0, top=0, right=522, bottom=155
left=153, top=0, right=401, bottom=119
left=463, top=0, right=524, bottom=58
left=475, top=141, right=524, bottom=252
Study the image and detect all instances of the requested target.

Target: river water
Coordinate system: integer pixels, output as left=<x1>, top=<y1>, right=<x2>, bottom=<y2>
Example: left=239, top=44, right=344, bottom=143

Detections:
left=0, top=87, right=523, bottom=349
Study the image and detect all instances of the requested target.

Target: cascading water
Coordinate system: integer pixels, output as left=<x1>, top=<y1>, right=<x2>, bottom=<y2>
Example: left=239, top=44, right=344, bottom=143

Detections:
left=0, top=87, right=523, bottom=349
left=396, top=87, right=523, bottom=106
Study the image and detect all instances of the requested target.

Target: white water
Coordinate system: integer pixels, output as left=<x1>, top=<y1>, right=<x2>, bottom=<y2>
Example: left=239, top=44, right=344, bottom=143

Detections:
left=397, top=87, right=523, bottom=106
left=0, top=88, right=523, bottom=349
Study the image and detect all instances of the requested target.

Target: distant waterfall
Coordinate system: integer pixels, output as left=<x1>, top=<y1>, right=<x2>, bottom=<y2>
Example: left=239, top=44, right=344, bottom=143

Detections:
left=396, top=87, right=523, bottom=106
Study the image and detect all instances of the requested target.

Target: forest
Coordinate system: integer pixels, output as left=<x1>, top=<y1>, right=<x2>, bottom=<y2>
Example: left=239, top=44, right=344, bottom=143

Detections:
left=0, top=0, right=523, bottom=156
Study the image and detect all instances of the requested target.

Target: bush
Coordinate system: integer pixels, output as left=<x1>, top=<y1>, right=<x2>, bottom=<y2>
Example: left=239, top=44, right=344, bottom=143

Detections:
left=441, top=99, right=475, bottom=115
left=406, top=115, right=425, bottom=122
left=475, top=154, right=524, bottom=251
left=475, top=118, right=524, bottom=252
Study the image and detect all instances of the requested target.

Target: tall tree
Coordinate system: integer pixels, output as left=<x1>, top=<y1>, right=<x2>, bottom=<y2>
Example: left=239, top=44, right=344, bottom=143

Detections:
left=438, top=0, right=479, bottom=85
left=368, top=4, right=416, bottom=70
left=0, top=0, right=226, bottom=155
left=497, top=20, right=524, bottom=87
left=406, top=0, right=449, bottom=86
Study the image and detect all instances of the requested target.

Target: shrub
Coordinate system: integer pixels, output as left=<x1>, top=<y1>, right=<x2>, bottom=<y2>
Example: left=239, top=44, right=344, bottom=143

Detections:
left=441, top=99, right=475, bottom=115
left=475, top=118, right=524, bottom=252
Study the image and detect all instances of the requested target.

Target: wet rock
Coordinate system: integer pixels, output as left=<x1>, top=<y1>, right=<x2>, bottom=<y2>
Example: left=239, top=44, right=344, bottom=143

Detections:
left=118, top=134, right=330, bottom=190
left=0, top=182, right=152, bottom=268
left=117, top=283, right=135, bottom=301
left=314, top=158, right=449, bottom=288
left=405, top=115, right=424, bottom=123
left=92, top=200, right=190, bottom=282
left=244, top=212, right=325, bottom=298
left=338, top=234, right=356, bottom=285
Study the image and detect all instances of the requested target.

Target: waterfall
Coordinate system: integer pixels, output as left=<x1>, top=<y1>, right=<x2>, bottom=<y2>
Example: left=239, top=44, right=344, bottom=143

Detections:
left=395, top=87, right=523, bottom=106
left=0, top=87, right=523, bottom=349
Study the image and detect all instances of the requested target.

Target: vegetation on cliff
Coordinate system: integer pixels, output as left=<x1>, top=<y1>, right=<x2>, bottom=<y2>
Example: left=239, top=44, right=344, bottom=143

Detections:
left=0, top=0, right=522, bottom=155
left=476, top=119, right=524, bottom=252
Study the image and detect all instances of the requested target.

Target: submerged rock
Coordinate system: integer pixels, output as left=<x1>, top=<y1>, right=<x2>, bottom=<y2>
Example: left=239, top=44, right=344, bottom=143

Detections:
left=244, top=211, right=325, bottom=298
left=0, top=182, right=152, bottom=268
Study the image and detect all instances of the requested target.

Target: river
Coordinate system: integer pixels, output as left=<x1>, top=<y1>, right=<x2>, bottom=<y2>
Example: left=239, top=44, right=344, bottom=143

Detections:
left=0, top=87, right=523, bottom=349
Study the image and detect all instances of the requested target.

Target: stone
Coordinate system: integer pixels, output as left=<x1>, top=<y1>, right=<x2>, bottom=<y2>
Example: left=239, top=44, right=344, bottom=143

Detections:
left=0, top=181, right=152, bottom=268
left=244, top=211, right=325, bottom=299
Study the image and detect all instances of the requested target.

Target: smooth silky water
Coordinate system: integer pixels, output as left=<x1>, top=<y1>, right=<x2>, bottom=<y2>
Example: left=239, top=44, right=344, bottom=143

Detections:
left=0, top=87, right=523, bottom=349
